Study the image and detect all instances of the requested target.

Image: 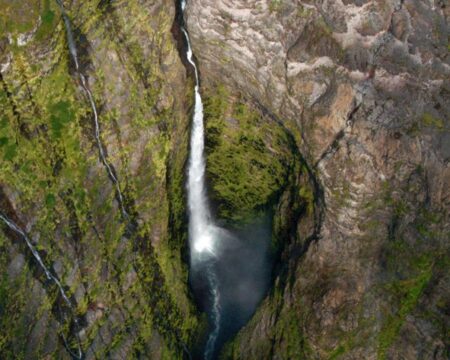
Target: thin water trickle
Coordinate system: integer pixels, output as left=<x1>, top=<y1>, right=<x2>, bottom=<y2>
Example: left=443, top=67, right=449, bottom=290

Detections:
left=56, top=0, right=129, bottom=221
left=0, top=213, right=84, bottom=359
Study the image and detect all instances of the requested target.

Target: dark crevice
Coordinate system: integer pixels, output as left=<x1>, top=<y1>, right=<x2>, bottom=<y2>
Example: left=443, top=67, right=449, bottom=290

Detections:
left=251, top=99, right=325, bottom=251
left=172, top=0, right=326, bottom=348
left=314, top=95, right=362, bottom=167
left=0, top=72, right=31, bottom=141
left=59, top=189, right=92, bottom=307
left=172, top=0, right=199, bottom=81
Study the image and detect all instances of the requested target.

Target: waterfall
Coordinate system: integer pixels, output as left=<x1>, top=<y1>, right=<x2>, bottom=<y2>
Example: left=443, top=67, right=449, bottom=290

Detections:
left=180, top=1, right=221, bottom=358
left=55, top=0, right=129, bottom=221
left=0, top=212, right=83, bottom=359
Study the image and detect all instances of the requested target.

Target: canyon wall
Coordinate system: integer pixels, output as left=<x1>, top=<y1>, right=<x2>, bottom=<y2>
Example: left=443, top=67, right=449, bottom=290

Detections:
left=0, top=0, right=449, bottom=359
left=0, top=0, right=197, bottom=358
left=185, top=0, right=449, bottom=358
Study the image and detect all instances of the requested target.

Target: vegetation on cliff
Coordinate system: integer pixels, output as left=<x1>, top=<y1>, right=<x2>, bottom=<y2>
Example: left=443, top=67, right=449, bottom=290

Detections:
left=202, top=83, right=297, bottom=225
left=0, top=0, right=199, bottom=357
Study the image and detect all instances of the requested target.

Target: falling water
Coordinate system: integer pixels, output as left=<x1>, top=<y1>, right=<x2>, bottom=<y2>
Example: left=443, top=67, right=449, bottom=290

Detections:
left=0, top=212, right=83, bottom=359
left=55, top=0, right=129, bottom=220
left=180, top=1, right=222, bottom=358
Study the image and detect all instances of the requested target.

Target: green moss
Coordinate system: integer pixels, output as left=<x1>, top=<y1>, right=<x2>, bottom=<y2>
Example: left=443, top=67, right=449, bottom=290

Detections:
left=297, top=6, right=313, bottom=18
left=0, top=0, right=40, bottom=34
left=317, top=17, right=333, bottom=37
left=328, top=345, right=346, bottom=360
left=35, top=0, right=57, bottom=41
left=0, top=233, right=38, bottom=358
left=276, top=308, right=311, bottom=359
left=299, top=184, right=314, bottom=215
left=375, top=177, right=444, bottom=358
left=49, top=100, right=75, bottom=139
left=0, top=0, right=199, bottom=356
left=203, top=84, right=295, bottom=225
left=377, top=245, right=434, bottom=359
left=222, top=284, right=313, bottom=359
left=3, top=143, right=17, bottom=161
left=377, top=266, right=432, bottom=358
left=331, top=181, right=351, bottom=208
left=407, top=121, right=420, bottom=136
left=269, top=0, right=284, bottom=13
left=422, top=112, right=444, bottom=130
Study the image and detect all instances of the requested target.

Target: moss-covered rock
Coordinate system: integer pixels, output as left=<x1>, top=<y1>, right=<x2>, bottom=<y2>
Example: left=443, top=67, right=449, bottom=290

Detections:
left=0, top=0, right=199, bottom=358
left=203, top=83, right=296, bottom=225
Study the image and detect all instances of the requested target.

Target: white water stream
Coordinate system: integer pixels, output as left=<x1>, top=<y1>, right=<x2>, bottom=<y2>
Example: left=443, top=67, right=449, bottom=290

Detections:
left=181, top=1, right=222, bottom=358
left=0, top=213, right=83, bottom=359
left=56, top=0, right=129, bottom=221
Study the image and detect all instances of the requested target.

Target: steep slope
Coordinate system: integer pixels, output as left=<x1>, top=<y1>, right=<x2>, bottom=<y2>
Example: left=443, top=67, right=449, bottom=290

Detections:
left=184, top=0, right=450, bottom=358
left=0, top=0, right=197, bottom=358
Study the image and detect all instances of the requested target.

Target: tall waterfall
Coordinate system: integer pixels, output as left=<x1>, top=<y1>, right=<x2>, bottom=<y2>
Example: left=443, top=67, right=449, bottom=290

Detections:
left=180, top=1, right=221, bottom=358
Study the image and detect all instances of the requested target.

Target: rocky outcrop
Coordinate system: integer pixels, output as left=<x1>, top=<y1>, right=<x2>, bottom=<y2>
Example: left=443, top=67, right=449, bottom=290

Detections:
left=185, top=0, right=449, bottom=358
left=0, top=0, right=197, bottom=358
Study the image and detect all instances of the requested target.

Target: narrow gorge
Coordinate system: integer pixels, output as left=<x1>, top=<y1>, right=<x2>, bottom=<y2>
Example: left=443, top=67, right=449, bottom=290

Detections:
left=181, top=1, right=278, bottom=357
left=0, top=0, right=448, bottom=359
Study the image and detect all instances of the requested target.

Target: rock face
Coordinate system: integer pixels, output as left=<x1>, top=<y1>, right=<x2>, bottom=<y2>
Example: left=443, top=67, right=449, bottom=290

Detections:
left=185, top=0, right=449, bottom=358
left=1, top=0, right=449, bottom=359
left=0, top=0, right=197, bottom=358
